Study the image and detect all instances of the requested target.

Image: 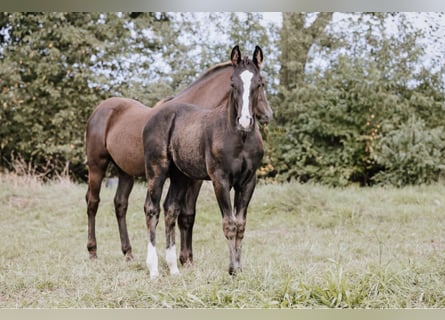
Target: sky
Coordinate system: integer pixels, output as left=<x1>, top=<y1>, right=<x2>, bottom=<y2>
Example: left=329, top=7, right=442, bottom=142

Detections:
left=262, top=12, right=444, bottom=73
left=91, top=12, right=445, bottom=91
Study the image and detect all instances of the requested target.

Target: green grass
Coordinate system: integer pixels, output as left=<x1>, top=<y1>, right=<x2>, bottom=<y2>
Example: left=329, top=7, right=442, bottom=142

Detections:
left=1, top=173, right=445, bottom=308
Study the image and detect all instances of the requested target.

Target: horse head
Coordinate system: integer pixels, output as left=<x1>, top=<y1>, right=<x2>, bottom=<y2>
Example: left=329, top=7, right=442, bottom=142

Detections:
left=230, top=45, right=273, bottom=132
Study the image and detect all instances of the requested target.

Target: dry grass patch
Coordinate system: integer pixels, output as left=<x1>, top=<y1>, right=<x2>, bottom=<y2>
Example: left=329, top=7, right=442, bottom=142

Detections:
left=1, top=175, right=445, bottom=307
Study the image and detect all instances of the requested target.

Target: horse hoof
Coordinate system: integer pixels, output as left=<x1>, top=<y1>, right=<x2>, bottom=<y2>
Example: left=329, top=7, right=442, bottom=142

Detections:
left=182, top=261, right=193, bottom=268
left=89, top=252, right=97, bottom=260
left=125, top=253, right=134, bottom=262
left=149, top=272, right=159, bottom=280
left=228, top=266, right=242, bottom=276
left=179, top=255, right=193, bottom=267
left=169, top=268, right=180, bottom=276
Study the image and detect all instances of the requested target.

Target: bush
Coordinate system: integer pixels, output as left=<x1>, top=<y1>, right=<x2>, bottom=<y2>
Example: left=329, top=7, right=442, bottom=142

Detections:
left=371, top=116, right=445, bottom=186
left=270, top=50, right=445, bottom=187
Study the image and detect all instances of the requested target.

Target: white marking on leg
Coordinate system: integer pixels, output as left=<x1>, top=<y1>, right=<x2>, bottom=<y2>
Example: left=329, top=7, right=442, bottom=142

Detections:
left=166, top=245, right=180, bottom=276
left=146, top=241, right=159, bottom=279
left=239, top=70, right=254, bottom=129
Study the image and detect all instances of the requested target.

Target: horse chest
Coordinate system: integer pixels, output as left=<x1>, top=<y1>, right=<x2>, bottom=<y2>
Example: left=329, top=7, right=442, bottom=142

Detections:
left=228, top=155, right=252, bottom=181
left=230, top=146, right=261, bottom=175
left=212, top=133, right=264, bottom=183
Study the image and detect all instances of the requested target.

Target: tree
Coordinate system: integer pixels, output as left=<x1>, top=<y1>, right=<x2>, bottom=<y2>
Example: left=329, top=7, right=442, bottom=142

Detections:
left=270, top=12, right=445, bottom=186
left=279, top=12, right=333, bottom=91
left=0, top=12, right=277, bottom=181
left=91, top=12, right=177, bottom=106
left=0, top=13, right=161, bottom=179
left=1, top=13, right=102, bottom=178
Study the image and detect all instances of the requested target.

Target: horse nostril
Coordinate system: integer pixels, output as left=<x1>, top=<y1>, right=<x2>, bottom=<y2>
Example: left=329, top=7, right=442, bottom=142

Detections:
left=265, top=111, right=273, bottom=122
left=238, top=116, right=252, bottom=129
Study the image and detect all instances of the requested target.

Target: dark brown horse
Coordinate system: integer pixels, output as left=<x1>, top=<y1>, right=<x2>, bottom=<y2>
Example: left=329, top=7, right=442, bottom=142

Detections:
left=142, top=46, right=273, bottom=278
left=85, top=54, right=271, bottom=264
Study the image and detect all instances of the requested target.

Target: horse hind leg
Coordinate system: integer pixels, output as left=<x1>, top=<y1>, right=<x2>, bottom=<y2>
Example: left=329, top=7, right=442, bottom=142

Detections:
left=144, top=168, right=169, bottom=279
left=163, top=172, right=191, bottom=276
left=85, top=158, right=109, bottom=259
left=177, top=180, right=202, bottom=267
left=114, top=169, right=135, bottom=261
left=144, top=180, right=163, bottom=279
left=163, top=188, right=181, bottom=276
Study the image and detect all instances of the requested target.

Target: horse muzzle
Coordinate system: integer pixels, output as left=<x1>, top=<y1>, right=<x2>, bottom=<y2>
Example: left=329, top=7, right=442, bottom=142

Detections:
left=257, top=110, right=273, bottom=125
left=237, top=115, right=254, bottom=132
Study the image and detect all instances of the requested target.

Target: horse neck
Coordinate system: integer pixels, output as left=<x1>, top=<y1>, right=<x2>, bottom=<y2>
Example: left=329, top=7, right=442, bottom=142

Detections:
left=172, top=63, right=232, bottom=107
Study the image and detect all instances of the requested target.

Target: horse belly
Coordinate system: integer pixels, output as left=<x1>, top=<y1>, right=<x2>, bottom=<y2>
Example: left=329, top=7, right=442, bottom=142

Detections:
left=109, top=141, right=146, bottom=176
left=171, top=135, right=209, bottom=180
left=106, top=114, right=148, bottom=177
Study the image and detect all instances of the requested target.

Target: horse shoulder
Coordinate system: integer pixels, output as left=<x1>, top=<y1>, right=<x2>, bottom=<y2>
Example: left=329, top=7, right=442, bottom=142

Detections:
left=243, top=129, right=265, bottom=165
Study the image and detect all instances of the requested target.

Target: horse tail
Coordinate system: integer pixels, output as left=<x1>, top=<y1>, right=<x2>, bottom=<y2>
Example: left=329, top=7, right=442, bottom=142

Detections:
left=85, top=98, right=119, bottom=165
left=85, top=98, right=113, bottom=154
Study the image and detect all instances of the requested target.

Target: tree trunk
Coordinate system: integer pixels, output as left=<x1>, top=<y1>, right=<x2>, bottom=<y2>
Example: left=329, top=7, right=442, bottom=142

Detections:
left=279, top=12, right=333, bottom=90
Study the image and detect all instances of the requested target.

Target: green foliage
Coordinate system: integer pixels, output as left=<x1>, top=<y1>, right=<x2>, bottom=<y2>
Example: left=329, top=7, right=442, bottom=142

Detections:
left=271, top=56, right=386, bottom=185
left=371, top=116, right=445, bottom=186
left=0, top=12, right=279, bottom=181
left=0, top=13, right=178, bottom=180
left=272, top=13, right=445, bottom=186
left=279, top=12, right=334, bottom=89
left=0, top=13, right=113, bottom=180
left=1, top=12, right=444, bottom=187
left=91, top=12, right=176, bottom=103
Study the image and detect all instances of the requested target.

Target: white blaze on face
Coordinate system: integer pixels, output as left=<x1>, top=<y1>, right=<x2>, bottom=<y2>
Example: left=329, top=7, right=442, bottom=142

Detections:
left=146, top=241, right=159, bottom=279
left=239, top=70, right=254, bottom=129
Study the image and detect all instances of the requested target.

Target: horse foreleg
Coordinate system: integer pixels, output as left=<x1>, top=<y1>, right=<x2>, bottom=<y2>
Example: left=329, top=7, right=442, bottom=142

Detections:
left=212, top=178, right=240, bottom=275
left=178, top=180, right=202, bottom=266
left=114, top=170, right=134, bottom=261
left=224, top=216, right=240, bottom=276
left=233, top=176, right=257, bottom=274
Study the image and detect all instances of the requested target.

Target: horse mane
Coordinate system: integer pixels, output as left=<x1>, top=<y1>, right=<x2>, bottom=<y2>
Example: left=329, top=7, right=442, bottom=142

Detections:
left=193, top=61, right=233, bottom=83
left=177, top=61, right=233, bottom=93
left=153, top=96, right=174, bottom=108
left=153, top=61, right=233, bottom=108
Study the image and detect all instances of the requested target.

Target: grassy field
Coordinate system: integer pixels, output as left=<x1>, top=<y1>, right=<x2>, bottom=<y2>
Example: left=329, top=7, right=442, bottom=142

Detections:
left=1, top=173, right=445, bottom=308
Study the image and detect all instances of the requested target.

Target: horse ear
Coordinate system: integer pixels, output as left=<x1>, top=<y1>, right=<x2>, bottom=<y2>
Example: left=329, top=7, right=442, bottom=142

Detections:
left=253, top=45, right=263, bottom=69
left=231, top=45, right=241, bottom=66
